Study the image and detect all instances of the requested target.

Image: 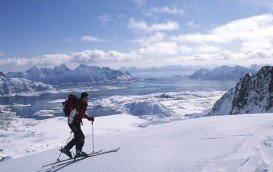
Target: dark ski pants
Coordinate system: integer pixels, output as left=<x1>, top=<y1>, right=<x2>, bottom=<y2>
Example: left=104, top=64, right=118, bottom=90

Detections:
left=65, top=122, right=85, bottom=151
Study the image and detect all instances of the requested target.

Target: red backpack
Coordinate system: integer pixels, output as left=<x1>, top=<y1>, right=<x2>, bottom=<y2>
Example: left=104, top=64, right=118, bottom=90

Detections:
left=62, top=94, right=78, bottom=117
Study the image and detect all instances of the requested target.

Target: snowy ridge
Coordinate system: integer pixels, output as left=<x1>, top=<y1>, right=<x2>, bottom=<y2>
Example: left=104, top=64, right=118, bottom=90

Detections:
left=190, top=65, right=257, bottom=81
left=7, top=65, right=133, bottom=84
left=209, top=66, right=273, bottom=115
left=0, top=74, right=55, bottom=96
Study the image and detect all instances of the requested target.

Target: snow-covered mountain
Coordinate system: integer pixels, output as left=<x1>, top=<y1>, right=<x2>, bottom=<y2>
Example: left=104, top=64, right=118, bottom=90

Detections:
left=189, top=68, right=210, bottom=79
left=189, top=65, right=257, bottom=80
left=6, top=65, right=133, bottom=84
left=250, top=64, right=266, bottom=71
left=0, top=73, right=55, bottom=96
left=209, top=66, right=273, bottom=115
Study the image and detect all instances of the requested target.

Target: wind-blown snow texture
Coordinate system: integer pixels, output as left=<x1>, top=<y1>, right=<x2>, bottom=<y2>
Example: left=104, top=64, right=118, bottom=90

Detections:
left=0, top=74, right=55, bottom=96
left=7, top=65, right=132, bottom=84
left=209, top=66, right=273, bottom=115
left=1, top=114, right=273, bottom=172
left=190, top=65, right=257, bottom=81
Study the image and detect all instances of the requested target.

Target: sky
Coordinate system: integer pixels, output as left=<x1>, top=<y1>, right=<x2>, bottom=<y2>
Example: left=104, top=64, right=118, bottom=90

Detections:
left=1, top=0, right=273, bottom=72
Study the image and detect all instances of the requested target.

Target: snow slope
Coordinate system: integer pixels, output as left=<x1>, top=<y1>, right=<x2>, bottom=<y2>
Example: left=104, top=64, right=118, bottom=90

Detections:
left=1, top=114, right=273, bottom=171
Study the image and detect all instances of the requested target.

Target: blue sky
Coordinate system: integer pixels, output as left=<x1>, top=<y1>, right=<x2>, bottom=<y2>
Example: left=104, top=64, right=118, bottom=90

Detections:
left=1, top=0, right=273, bottom=71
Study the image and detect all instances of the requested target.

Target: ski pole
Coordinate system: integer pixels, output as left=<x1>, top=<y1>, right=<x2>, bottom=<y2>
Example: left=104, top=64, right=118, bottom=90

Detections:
left=55, top=132, right=72, bottom=163
left=92, top=121, right=95, bottom=153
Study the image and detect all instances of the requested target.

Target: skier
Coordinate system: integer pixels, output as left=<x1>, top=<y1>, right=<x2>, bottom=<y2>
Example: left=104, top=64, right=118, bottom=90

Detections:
left=60, top=92, right=94, bottom=158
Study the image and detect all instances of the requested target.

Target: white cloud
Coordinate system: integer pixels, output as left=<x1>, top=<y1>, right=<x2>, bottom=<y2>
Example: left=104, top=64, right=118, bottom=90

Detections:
left=172, top=14, right=273, bottom=44
left=197, top=45, right=220, bottom=53
left=0, top=57, right=29, bottom=66
left=133, top=0, right=146, bottom=6
left=171, top=33, right=226, bottom=43
left=71, top=50, right=141, bottom=62
left=134, top=32, right=166, bottom=46
left=0, top=50, right=142, bottom=72
left=150, top=21, right=180, bottom=32
left=240, top=39, right=273, bottom=52
left=167, top=14, right=273, bottom=63
left=97, top=14, right=110, bottom=23
left=187, top=21, right=200, bottom=28
left=128, top=18, right=179, bottom=32
left=0, top=54, right=72, bottom=69
left=145, top=6, right=184, bottom=16
left=4, top=14, right=273, bottom=71
left=128, top=18, right=148, bottom=31
left=178, top=46, right=194, bottom=54
left=32, top=54, right=71, bottom=66
left=211, top=51, right=235, bottom=60
left=138, top=42, right=179, bottom=56
left=81, top=35, right=105, bottom=42
left=240, top=49, right=273, bottom=59
left=131, top=14, right=273, bottom=65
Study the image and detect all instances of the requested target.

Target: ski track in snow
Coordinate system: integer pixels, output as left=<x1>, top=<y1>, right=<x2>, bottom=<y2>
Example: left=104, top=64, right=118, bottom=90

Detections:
left=201, top=121, right=273, bottom=172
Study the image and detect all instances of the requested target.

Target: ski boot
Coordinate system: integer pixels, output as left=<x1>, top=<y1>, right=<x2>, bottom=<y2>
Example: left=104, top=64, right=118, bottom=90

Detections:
left=60, top=147, right=72, bottom=159
left=75, top=150, right=88, bottom=158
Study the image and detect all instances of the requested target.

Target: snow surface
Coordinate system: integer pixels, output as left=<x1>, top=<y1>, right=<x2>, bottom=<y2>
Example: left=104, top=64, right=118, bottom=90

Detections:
left=1, top=114, right=273, bottom=171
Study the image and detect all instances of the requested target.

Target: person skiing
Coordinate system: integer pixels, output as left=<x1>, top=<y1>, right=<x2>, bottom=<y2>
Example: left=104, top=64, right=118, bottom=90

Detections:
left=60, top=92, right=94, bottom=158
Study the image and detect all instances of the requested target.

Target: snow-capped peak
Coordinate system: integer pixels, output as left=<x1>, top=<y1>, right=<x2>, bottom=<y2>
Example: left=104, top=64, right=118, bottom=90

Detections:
left=208, top=65, right=273, bottom=115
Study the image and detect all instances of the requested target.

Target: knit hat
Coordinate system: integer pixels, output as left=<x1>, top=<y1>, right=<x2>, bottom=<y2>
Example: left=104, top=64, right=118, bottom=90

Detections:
left=81, top=92, right=89, bottom=98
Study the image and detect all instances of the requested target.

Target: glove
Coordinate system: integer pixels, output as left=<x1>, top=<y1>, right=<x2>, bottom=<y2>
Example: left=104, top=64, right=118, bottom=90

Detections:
left=87, top=116, right=94, bottom=122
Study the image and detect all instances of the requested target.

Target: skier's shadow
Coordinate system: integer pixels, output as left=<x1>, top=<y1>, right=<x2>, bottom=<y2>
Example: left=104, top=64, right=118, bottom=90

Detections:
left=50, top=155, right=94, bottom=172
left=38, top=155, right=95, bottom=172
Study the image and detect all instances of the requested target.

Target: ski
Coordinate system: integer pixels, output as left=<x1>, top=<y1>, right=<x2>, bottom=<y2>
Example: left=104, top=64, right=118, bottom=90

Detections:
left=54, top=147, right=120, bottom=168
left=42, top=149, right=103, bottom=168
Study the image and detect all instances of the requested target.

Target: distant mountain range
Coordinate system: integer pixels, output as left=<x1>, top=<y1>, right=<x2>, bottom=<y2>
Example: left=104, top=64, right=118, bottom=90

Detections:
left=189, top=65, right=258, bottom=81
left=7, top=65, right=133, bottom=84
left=208, top=66, right=273, bottom=115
